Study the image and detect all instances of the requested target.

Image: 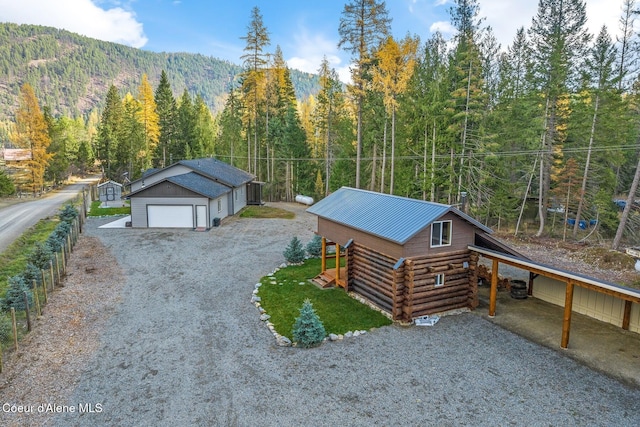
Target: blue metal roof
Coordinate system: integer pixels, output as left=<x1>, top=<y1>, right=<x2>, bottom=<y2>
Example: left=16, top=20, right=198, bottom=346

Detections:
left=127, top=172, right=230, bottom=199
left=166, top=172, right=231, bottom=199
left=179, top=158, right=254, bottom=187
left=306, top=187, right=492, bottom=245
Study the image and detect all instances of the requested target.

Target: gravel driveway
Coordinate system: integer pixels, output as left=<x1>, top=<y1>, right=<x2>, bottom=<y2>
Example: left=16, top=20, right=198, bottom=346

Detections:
left=39, top=203, right=640, bottom=426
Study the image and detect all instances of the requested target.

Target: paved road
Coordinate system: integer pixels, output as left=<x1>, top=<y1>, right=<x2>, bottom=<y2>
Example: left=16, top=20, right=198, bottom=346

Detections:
left=0, top=177, right=99, bottom=253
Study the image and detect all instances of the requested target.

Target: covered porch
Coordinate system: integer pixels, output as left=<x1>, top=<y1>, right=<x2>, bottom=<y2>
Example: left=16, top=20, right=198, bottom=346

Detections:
left=312, top=237, right=347, bottom=289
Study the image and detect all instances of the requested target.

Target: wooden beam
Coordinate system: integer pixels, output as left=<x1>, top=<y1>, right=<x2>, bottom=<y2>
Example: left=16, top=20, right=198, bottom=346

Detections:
left=561, top=280, right=575, bottom=349
left=321, top=237, right=326, bottom=273
left=622, top=300, right=632, bottom=330
left=489, top=259, right=498, bottom=317
left=335, top=243, right=341, bottom=282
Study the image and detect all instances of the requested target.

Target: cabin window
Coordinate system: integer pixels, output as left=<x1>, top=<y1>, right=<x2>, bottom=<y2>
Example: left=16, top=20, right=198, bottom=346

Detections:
left=217, top=199, right=222, bottom=212
left=435, top=273, right=445, bottom=287
left=431, top=220, right=452, bottom=247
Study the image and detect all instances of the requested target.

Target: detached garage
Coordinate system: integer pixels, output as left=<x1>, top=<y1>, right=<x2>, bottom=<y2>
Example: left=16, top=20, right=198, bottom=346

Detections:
left=127, top=172, right=230, bottom=229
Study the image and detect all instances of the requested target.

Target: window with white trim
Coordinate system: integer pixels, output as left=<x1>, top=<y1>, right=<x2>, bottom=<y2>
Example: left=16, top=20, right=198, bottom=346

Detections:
left=435, top=273, right=445, bottom=287
left=217, top=199, right=222, bottom=212
left=431, top=220, right=452, bottom=247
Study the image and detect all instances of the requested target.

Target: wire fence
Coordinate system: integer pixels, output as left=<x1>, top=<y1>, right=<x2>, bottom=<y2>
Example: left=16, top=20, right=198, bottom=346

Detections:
left=0, top=187, right=91, bottom=373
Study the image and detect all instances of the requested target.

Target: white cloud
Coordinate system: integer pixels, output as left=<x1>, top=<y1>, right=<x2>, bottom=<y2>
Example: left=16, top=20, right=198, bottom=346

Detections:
left=429, top=20, right=455, bottom=37
left=479, top=0, right=622, bottom=51
left=285, top=24, right=352, bottom=82
left=0, top=0, right=147, bottom=48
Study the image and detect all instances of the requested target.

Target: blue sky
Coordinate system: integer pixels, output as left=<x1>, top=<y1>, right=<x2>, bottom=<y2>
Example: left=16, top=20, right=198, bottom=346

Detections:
left=0, top=0, right=625, bottom=82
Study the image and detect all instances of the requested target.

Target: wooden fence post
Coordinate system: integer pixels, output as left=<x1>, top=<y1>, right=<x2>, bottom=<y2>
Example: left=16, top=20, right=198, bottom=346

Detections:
left=32, top=280, right=41, bottom=317
left=10, top=308, right=18, bottom=351
left=55, top=252, right=61, bottom=284
left=49, top=260, right=55, bottom=290
left=23, top=292, right=31, bottom=332
left=41, top=268, right=48, bottom=303
left=40, top=269, right=49, bottom=304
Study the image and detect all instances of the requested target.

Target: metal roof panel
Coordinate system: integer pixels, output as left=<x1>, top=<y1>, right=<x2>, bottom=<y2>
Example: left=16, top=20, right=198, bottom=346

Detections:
left=307, top=187, right=491, bottom=244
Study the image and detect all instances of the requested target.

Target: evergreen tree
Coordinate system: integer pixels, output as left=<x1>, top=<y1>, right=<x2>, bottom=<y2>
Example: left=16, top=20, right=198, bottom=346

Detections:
left=529, top=0, right=591, bottom=236
left=292, top=299, right=326, bottom=348
left=338, top=0, right=391, bottom=188
left=176, top=89, right=196, bottom=161
left=95, top=85, right=123, bottom=179
left=283, top=236, right=306, bottom=264
left=1, top=275, right=33, bottom=312
left=217, top=89, right=245, bottom=169
left=154, top=70, right=178, bottom=167
left=241, top=6, right=270, bottom=175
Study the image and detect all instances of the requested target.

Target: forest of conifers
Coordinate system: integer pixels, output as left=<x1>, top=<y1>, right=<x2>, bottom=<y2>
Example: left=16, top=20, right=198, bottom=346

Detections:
left=2, top=0, right=640, bottom=247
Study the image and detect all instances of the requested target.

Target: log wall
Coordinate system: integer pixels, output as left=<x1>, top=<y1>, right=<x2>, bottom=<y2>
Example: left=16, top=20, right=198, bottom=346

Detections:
left=347, top=243, right=476, bottom=322
left=349, top=243, right=405, bottom=319
left=402, top=249, right=473, bottom=321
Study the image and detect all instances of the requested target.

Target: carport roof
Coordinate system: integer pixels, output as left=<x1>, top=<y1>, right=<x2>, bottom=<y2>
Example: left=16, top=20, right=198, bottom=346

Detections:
left=307, top=187, right=492, bottom=245
left=127, top=172, right=230, bottom=199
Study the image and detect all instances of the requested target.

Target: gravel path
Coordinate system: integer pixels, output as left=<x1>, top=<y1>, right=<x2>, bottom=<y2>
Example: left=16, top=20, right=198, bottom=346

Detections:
left=3, top=203, right=638, bottom=426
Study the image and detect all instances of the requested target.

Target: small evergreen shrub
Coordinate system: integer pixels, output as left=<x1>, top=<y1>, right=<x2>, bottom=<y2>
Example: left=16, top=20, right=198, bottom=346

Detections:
left=22, top=263, right=43, bottom=287
left=305, top=235, right=323, bottom=258
left=27, top=242, right=53, bottom=270
left=292, top=299, right=326, bottom=348
left=47, top=221, right=71, bottom=252
left=283, top=236, right=306, bottom=264
left=59, top=204, right=79, bottom=224
left=1, top=275, right=33, bottom=312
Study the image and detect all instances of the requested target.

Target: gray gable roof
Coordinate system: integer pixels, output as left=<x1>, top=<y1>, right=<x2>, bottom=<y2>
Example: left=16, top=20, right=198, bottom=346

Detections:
left=167, top=172, right=231, bottom=199
left=127, top=172, right=230, bottom=199
left=306, top=187, right=492, bottom=245
left=179, top=158, right=254, bottom=187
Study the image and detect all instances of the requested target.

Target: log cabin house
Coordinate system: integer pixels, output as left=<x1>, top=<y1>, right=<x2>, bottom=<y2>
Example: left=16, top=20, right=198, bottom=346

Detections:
left=307, top=187, right=515, bottom=322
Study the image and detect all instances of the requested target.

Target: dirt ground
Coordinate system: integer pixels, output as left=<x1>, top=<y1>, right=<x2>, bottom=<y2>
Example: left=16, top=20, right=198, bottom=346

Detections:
left=490, top=232, right=639, bottom=288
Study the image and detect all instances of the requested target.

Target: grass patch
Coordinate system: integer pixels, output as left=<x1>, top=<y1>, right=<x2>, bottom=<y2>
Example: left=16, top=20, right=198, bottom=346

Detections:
left=258, top=257, right=392, bottom=340
left=239, top=205, right=295, bottom=219
left=0, top=218, right=59, bottom=294
left=88, top=200, right=131, bottom=216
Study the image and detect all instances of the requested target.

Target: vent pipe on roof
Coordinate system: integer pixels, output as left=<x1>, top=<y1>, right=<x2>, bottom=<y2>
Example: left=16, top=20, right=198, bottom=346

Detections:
left=460, top=192, right=468, bottom=214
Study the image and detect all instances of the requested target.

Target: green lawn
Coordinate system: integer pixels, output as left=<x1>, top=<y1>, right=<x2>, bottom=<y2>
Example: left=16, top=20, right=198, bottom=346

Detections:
left=88, top=200, right=131, bottom=216
left=239, top=205, right=295, bottom=219
left=257, top=257, right=392, bottom=340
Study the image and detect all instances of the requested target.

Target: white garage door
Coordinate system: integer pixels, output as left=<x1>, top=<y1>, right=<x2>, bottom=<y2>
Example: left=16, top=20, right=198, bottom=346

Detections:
left=147, top=205, right=194, bottom=228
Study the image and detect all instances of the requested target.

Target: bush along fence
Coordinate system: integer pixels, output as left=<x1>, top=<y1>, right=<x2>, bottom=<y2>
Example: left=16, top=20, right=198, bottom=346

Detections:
left=0, top=193, right=89, bottom=373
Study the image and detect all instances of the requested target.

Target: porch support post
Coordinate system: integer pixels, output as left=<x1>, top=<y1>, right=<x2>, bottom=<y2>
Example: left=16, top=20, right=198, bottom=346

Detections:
left=335, top=243, right=341, bottom=282
left=622, top=300, right=632, bottom=330
left=561, top=280, right=575, bottom=349
left=321, top=237, right=326, bottom=273
left=489, top=258, right=498, bottom=317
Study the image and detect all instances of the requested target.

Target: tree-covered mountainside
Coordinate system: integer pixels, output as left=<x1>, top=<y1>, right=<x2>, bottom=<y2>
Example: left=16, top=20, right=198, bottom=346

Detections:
left=0, top=22, right=319, bottom=120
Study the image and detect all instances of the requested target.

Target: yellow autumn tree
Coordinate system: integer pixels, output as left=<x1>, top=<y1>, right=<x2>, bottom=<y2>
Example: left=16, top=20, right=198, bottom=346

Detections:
left=11, top=83, right=53, bottom=194
left=373, top=35, right=419, bottom=194
left=136, top=74, right=160, bottom=170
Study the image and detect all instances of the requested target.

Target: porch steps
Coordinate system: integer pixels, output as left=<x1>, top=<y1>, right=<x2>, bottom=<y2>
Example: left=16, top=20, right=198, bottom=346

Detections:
left=312, top=272, right=335, bottom=288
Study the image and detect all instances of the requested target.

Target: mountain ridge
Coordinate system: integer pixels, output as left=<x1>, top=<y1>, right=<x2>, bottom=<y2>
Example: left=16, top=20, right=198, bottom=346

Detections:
left=0, top=22, right=319, bottom=121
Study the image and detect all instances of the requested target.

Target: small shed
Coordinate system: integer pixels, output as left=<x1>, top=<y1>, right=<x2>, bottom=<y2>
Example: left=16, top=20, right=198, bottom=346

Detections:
left=97, top=180, right=123, bottom=204
left=307, top=187, right=498, bottom=321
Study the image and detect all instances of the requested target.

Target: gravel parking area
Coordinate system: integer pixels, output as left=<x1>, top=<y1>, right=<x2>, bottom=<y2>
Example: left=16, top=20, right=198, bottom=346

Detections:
left=2, top=203, right=639, bottom=426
